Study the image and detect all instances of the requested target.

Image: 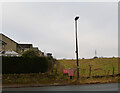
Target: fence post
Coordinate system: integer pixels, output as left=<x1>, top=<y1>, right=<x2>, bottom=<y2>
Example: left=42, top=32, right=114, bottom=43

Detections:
left=89, top=65, right=91, bottom=78
left=112, top=67, right=114, bottom=76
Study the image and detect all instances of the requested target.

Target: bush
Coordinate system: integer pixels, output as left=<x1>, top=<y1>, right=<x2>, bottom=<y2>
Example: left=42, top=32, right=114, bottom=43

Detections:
left=22, top=49, right=39, bottom=58
left=2, top=56, right=49, bottom=74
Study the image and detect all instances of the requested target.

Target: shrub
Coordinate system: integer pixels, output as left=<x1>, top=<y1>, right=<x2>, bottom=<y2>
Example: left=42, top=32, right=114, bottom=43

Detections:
left=22, top=49, right=39, bottom=58
left=2, top=56, right=49, bottom=74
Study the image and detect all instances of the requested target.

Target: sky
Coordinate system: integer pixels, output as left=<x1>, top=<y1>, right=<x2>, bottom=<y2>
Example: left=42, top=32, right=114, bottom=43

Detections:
left=1, top=2, right=118, bottom=59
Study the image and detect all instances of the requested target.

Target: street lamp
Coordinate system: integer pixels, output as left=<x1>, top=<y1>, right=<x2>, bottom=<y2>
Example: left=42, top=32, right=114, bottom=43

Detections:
left=74, top=16, right=79, bottom=80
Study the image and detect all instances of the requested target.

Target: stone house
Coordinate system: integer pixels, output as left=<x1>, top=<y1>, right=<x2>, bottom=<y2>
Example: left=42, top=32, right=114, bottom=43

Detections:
left=0, top=33, right=17, bottom=52
left=0, top=33, right=44, bottom=56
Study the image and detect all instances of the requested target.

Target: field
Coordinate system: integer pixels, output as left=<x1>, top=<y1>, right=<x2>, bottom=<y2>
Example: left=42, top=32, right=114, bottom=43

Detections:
left=57, top=58, right=119, bottom=77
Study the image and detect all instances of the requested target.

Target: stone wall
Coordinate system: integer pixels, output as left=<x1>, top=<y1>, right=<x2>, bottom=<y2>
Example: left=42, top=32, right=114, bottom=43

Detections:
left=0, top=34, right=17, bottom=52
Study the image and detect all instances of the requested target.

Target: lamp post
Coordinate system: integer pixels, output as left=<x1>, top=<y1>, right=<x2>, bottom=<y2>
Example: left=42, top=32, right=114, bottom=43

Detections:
left=75, top=16, right=79, bottom=80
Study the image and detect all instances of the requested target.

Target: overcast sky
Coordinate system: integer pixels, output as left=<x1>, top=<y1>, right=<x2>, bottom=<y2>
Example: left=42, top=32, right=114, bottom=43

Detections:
left=1, top=2, right=118, bottom=59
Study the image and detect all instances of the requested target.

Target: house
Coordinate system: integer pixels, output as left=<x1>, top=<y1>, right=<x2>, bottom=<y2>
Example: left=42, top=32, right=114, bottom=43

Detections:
left=17, top=43, right=33, bottom=54
left=0, top=40, right=7, bottom=51
left=0, top=33, right=34, bottom=54
left=33, top=47, right=44, bottom=56
left=47, top=53, right=52, bottom=58
left=0, top=33, right=44, bottom=56
left=0, top=33, right=17, bottom=52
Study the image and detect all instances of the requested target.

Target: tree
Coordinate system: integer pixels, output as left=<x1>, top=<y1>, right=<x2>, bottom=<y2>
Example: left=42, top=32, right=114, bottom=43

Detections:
left=22, top=49, right=39, bottom=58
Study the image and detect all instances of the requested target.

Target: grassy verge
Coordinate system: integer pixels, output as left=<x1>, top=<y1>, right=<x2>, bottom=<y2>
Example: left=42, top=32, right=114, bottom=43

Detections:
left=2, top=73, right=120, bottom=86
left=2, top=73, right=57, bottom=85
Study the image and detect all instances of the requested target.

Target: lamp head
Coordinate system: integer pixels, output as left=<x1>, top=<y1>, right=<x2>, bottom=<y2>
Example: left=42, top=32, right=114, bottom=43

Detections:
left=75, top=16, right=79, bottom=21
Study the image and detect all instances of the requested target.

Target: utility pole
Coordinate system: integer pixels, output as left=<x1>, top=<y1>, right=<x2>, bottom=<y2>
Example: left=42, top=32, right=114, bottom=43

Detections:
left=75, top=16, right=79, bottom=80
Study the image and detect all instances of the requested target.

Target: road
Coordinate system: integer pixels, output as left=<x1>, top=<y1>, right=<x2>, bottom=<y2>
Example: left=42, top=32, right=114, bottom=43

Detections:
left=2, top=83, right=119, bottom=91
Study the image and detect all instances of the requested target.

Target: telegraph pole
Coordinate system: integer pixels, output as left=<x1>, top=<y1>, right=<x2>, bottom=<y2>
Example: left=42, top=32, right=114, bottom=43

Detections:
left=75, top=16, right=79, bottom=80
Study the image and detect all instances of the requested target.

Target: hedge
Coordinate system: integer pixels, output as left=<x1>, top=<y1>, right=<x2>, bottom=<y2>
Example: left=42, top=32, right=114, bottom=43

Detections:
left=2, top=56, right=49, bottom=74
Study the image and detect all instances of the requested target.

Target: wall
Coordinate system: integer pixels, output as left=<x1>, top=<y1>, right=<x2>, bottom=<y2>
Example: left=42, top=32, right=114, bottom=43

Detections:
left=0, top=34, right=17, bottom=52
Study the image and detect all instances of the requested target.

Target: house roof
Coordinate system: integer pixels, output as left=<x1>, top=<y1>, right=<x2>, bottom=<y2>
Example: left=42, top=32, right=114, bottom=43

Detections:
left=18, top=44, right=32, bottom=45
left=33, top=47, right=39, bottom=49
left=17, top=42, right=33, bottom=44
left=0, top=33, right=17, bottom=44
left=0, top=33, right=32, bottom=45
left=5, top=50, right=18, bottom=55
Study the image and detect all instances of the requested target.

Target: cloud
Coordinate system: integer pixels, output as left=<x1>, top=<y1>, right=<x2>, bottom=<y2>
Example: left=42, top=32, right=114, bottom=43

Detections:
left=2, top=2, right=118, bottom=59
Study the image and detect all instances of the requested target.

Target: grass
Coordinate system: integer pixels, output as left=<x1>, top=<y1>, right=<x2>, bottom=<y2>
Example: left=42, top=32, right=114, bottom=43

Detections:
left=2, top=73, right=57, bottom=85
left=57, top=58, right=119, bottom=77
left=3, top=73, right=120, bottom=86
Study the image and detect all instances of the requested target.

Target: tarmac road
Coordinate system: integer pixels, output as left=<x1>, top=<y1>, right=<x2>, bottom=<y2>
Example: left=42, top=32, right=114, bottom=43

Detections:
left=2, top=83, right=119, bottom=91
